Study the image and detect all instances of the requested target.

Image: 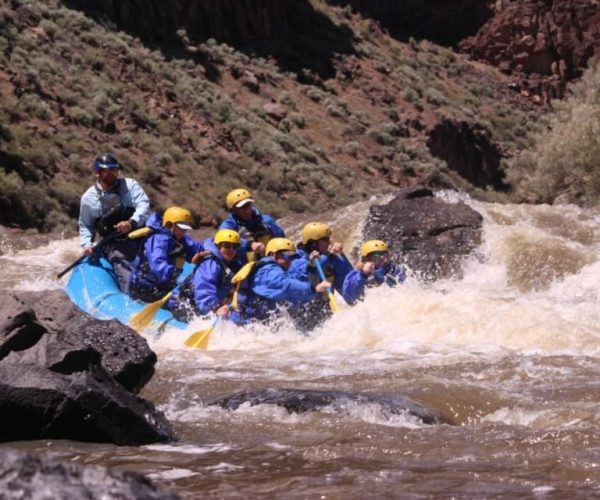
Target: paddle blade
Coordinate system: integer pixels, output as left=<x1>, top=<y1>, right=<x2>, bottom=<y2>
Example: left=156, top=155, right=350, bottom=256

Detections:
left=184, top=327, right=213, bottom=349
left=327, top=291, right=339, bottom=314
left=129, top=292, right=172, bottom=332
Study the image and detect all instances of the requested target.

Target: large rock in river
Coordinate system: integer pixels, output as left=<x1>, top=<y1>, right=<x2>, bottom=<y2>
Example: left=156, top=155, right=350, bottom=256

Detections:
left=362, top=186, right=483, bottom=280
left=0, top=290, right=175, bottom=445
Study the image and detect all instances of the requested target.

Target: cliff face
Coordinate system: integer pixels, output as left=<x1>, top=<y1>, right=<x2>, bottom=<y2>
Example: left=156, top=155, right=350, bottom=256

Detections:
left=460, top=0, right=600, bottom=99
left=69, top=0, right=600, bottom=97
left=69, top=0, right=492, bottom=47
left=65, top=0, right=355, bottom=78
left=326, top=0, right=493, bottom=46
left=67, top=0, right=330, bottom=44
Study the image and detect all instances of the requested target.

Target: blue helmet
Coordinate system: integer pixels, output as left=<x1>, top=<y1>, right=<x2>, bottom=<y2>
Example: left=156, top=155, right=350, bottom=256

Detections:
left=93, top=153, right=120, bottom=171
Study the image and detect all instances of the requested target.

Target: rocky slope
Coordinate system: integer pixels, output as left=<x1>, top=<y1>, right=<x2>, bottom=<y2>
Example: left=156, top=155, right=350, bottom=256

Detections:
left=0, top=0, right=598, bottom=233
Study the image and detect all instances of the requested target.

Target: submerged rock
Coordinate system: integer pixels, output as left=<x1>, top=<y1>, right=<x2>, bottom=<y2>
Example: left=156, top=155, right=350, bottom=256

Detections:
left=0, top=448, right=179, bottom=500
left=211, top=388, right=448, bottom=425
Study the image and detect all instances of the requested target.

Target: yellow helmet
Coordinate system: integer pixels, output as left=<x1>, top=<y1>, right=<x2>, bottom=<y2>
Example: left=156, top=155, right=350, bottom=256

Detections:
left=360, top=240, right=389, bottom=258
left=302, top=222, right=332, bottom=244
left=163, top=207, right=193, bottom=230
left=226, top=188, right=254, bottom=210
left=266, top=237, right=296, bottom=256
left=214, top=229, right=241, bottom=246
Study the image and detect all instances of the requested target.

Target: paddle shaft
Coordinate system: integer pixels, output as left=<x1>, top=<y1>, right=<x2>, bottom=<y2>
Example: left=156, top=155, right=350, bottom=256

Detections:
left=313, top=258, right=338, bottom=313
left=313, top=258, right=332, bottom=292
left=56, top=231, right=118, bottom=279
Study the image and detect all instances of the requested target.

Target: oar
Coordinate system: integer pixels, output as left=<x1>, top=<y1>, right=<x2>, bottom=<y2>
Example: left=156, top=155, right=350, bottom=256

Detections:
left=314, top=259, right=339, bottom=313
left=128, top=291, right=174, bottom=332
left=184, top=315, right=221, bottom=349
left=56, top=232, right=118, bottom=279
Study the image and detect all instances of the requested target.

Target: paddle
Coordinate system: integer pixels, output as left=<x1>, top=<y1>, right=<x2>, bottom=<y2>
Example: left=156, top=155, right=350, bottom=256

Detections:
left=56, top=232, right=118, bottom=279
left=184, top=315, right=221, bottom=349
left=314, top=259, right=339, bottom=313
left=128, top=291, right=173, bottom=333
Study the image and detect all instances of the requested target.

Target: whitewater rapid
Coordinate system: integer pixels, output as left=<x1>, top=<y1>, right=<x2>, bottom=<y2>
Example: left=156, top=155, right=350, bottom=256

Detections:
left=2, top=193, right=600, bottom=497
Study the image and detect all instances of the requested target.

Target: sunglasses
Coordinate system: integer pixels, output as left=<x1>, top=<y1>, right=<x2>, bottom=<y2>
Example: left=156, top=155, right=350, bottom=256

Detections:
left=276, top=251, right=295, bottom=261
left=220, top=243, right=240, bottom=250
left=367, top=251, right=388, bottom=261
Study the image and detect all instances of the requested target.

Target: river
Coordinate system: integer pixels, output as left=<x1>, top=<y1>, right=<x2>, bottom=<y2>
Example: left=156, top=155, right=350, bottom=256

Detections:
left=1, top=192, right=600, bottom=498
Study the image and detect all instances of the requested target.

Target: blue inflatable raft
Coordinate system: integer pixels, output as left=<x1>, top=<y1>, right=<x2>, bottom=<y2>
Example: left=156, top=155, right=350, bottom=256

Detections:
left=65, top=256, right=190, bottom=333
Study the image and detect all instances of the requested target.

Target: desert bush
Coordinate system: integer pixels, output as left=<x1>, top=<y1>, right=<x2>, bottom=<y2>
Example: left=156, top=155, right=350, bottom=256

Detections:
left=367, top=127, right=395, bottom=146
left=243, top=138, right=272, bottom=161
left=344, top=141, right=359, bottom=157
left=305, top=87, right=327, bottom=103
left=423, top=87, right=448, bottom=106
left=324, top=98, right=347, bottom=118
left=279, top=91, right=296, bottom=109
left=18, top=93, right=51, bottom=120
left=0, top=169, right=23, bottom=197
left=39, top=19, right=59, bottom=40
left=69, top=105, right=101, bottom=127
left=289, top=112, right=306, bottom=128
left=507, top=62, right=600, bottom=205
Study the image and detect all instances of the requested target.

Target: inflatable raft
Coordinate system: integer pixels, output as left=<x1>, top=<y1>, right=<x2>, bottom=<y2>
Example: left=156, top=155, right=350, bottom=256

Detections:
left=65, top=256, right=190, bottom=333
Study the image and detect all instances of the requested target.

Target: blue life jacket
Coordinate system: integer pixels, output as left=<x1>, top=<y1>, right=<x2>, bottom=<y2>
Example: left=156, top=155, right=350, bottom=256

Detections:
left=167, top=238, right=244, bottom=321
left=291, top=248, right=353, bottom=303
left=128, top=213, right=204, bottom=302
left=342, top=261, right=406, bottom=305
left=219, top=207, right=285, bottom=245
left=230, top=256, right=316, bottom=325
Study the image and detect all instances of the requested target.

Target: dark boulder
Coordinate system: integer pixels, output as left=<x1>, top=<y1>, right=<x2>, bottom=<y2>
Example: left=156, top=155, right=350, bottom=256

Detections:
left=363, top=186, right=483, bottom=280
left=1, top=290, right=156, bottom=392
left=211, top=388, right=448, bottom=425
left=0, top=447, right=179, bottom=500
left=0, top=290, right=175, bottom=445
left=0, top=362, right=174, bottom=445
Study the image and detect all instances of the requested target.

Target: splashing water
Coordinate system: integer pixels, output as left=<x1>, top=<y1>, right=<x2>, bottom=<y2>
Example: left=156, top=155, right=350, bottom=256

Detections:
left=3, top=194, right=600, bottom=497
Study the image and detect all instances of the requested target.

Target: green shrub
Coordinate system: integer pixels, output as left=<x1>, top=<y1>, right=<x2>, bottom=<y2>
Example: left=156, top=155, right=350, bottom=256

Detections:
left=18, top=93, right=51, bottom=119
left=344, top=141, right=359, bottom=157
left=507, top=62, right=600, bottom=205
left=367, top=127, right=395, bottom=146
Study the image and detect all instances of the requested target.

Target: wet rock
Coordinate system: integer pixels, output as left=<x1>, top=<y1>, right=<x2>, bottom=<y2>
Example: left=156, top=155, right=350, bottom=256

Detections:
left=363, top=186, right=483, bottom=280
left=0, top=448, right=179, bottom=499
left=0, top=361, right=174, bottom=445
left=211, top=388, right=448, bottom=425
left=0, top=290, right=156, bottom=392
left=0, top=290, right=175, bottom=445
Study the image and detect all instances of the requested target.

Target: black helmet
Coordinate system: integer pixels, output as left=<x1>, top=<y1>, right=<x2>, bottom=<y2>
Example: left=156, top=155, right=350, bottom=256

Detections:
left=93, top=153, right=120, bottom=171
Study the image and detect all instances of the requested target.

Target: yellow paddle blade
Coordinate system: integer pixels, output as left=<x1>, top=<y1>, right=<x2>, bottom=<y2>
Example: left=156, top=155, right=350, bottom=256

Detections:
left=184, top=316, right=221, bottom=349
left=129, top=292, right=172, bottom=332
left=128, top=227, right=153, bottom=239
left=183, top=328, right=211, bottom=349
left=327, top=291, right=339, bottom=314
left=232, top=261, right=257, bottom=284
